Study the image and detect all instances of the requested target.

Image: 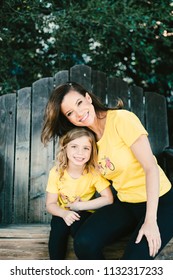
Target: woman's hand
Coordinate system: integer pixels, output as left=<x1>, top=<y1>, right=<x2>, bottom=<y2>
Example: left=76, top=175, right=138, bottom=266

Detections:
left=135, top=220, right=161, bottom=257
left=62, top=210, right=80, bottom=226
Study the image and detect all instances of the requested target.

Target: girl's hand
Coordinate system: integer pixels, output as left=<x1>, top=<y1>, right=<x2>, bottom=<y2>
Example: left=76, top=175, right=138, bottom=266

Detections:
left=62, top=210, right=80, bottom=226
left=66, top=197, right=81, bottom=211
left=135, top=220, right=161, bottom=257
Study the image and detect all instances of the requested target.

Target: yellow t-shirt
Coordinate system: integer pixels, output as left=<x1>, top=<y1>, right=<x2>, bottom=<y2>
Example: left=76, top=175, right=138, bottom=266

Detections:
left=97, top=109, right=171, bottom=203
left=46, top=166, right=110, bottom=209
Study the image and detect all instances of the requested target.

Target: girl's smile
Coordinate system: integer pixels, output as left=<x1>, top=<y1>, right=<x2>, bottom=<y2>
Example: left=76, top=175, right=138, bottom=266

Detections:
left=66, top=135, right=92, bottom=167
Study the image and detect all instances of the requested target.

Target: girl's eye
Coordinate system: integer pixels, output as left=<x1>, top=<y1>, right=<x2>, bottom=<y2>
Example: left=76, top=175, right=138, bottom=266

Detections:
left=84, top=147, right=90, bottom=150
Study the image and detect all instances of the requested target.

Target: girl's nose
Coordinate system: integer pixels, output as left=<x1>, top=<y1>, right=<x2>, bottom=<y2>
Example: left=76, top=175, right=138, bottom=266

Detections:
left=76, top=147, right=83, bottom=155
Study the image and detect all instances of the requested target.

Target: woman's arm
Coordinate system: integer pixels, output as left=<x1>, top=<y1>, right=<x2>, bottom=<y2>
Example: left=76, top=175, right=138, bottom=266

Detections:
left=130, top=134, right=161, bottom=257
left=67, top=187, right=113, bottom=211
left=46, top=192, right=80, bottom=226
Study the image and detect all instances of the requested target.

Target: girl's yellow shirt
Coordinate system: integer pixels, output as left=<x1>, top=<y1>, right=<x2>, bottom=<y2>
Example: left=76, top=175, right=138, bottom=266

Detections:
left=46, top=167, right=110, bottom=209
left=97, top=110, right=171, bottom=203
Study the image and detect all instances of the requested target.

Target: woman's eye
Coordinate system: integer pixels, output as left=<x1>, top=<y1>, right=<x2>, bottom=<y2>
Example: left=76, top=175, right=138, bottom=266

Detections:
left=77, top=100, right=82, bottom=106
left=66, top=111, right=72, bottom=117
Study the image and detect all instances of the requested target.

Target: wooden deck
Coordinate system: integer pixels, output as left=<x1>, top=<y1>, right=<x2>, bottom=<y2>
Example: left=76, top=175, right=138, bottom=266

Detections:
left=0, top=224, right=173, bottom=260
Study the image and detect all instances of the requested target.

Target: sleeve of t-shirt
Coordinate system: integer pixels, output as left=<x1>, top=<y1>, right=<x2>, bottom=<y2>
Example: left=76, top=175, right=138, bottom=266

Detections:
left=94, top=174, right=111, bottom=193
left=116, top=110, right=148, bottom=147
left=46, top=166, right=59, bottom=193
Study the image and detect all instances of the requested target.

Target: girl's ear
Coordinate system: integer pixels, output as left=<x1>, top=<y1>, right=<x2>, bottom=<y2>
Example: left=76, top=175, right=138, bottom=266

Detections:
left=85, top=92, right=92, bottom=103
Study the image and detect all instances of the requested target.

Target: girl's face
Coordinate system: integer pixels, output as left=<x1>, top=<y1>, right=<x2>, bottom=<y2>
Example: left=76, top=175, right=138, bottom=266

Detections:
left=61, top=91, right=96, bottom=127
left=66, top=136, right=92, bottom=166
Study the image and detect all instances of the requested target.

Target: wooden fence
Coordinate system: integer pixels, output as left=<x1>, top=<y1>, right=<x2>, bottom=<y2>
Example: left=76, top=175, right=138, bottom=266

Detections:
left=0, top=64, right=171, bottom=225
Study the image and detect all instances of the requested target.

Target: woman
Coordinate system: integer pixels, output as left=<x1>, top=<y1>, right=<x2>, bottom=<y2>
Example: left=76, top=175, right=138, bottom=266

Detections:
left=41, top=82, right=173, bottom=260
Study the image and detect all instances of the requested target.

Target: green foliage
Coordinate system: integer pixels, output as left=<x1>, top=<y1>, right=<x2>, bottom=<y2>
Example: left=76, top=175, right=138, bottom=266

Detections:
left=0, top=0, right=173, bottom=106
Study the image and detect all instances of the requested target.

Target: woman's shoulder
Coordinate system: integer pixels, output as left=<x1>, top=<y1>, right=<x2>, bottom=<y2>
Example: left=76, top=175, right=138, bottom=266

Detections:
left=108, top=109, right=139, bottom=121
left=107, top=109, right=133, bottom=120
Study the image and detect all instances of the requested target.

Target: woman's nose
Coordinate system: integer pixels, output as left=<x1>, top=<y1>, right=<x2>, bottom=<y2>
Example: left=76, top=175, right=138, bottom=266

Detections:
left=76, top=108, right=83, bottom=117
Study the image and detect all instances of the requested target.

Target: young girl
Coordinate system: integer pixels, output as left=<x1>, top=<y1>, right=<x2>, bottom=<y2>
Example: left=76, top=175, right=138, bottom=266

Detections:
left=46, top=127, right=113, bottom=259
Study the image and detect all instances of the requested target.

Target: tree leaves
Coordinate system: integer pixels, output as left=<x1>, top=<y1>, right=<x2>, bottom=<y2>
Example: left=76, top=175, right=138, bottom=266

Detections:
left=0, top=0, right=173, bottom=103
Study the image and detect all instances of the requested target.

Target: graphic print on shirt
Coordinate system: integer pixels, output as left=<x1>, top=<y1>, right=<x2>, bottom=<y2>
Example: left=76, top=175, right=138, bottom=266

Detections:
left=59, top=192, right=78, bottom=206
left=98, top=156, right=115, bottom=175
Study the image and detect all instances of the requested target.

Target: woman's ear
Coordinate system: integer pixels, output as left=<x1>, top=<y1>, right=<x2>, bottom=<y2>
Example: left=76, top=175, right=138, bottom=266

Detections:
left=85, top=92, right=92, bottom=103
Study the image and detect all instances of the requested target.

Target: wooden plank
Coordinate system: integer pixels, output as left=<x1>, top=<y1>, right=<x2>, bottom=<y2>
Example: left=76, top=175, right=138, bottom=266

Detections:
left=92, top=70, right=107, bottom=104
left=107, top=77, right=129, bottom=108
left=70, top=64, right=92, bottom=92
left=0, top=224, right=50, bottom=238
left=145, top=92, right=169, bottom=156
left=0, top=239, right=49, bottom=260
left=29, top=78, right=54, bottom=223
left=0, top=94, right=16, bottom=224
left=0, top=224, right=172, bottom=260
left=13, top=88, right=31, bottom=223
left=54, top=70, right=69, bottom=86
left=129, top=85, right=145, bottom=125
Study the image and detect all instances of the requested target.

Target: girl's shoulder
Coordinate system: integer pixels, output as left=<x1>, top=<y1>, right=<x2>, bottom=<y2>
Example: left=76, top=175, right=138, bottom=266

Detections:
left=49, top=165, right=60, bottom=177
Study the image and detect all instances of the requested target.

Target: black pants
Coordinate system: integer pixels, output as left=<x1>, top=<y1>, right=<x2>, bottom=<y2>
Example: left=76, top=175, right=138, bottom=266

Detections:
left=48, top=211, right=91, bottom=259
left=74, top=187, right=173, bottom=260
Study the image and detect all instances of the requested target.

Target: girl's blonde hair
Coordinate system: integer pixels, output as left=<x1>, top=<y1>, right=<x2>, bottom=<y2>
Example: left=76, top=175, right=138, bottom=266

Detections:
left=56, top=128, right=98, bottom=179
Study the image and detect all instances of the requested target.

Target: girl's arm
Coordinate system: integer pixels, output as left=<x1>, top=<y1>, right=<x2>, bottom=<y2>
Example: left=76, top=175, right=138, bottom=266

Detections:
left=46, top=192, right=80, bottom=226
left=130, top=134, right=161, bottom=257
left=67, top=186, right=113, bottom=211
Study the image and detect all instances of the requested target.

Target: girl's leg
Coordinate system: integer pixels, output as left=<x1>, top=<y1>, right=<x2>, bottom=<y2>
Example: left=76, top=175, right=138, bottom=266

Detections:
left=49, top=215, right=70, bottom=260
left=74, top=198, right=136, bottom=260
left=122, top=188, right=173, bottom=259
left=70, top=211, right=92, bottom=237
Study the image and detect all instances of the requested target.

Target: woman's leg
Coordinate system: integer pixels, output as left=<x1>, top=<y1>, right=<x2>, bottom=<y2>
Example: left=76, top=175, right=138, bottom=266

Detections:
left=122, top=188, right=173, bottom=259
left=122, top=219, right=153, bottom=260
left=155, top=188, right=173, bottom=256
left=74, top=198, right=136, bottom=260
left=49, top=215, right=70, bottom=259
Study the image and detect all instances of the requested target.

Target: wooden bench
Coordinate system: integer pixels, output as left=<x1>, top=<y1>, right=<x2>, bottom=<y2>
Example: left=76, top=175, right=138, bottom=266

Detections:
left=0, top=224, right=173, bottom=260
left=0, top=64, right=173, bottom=259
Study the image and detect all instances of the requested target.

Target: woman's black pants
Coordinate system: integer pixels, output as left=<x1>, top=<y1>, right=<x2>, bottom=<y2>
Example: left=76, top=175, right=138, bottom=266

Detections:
left=73, top=188, right=173, bottom=260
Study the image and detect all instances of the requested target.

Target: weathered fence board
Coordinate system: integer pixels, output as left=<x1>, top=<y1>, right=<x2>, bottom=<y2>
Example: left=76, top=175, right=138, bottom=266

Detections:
left=70, top=64, right=92, bottom=92
left=145, top=91, right=169, bottom=156
left=29, top=77, right=54, bottom=223
left=54, top=70, right=69, bottom=86
left=0, top=94, right=16, bottom=224
left=107, top=77, right=129, bottom=108
left=13, top=88, right=31, bottom=223
left=92, top=70, right=107, bottom=104
left=0, top=64, right=172, bottom=225
left=129, top=85, right=144, bottom=125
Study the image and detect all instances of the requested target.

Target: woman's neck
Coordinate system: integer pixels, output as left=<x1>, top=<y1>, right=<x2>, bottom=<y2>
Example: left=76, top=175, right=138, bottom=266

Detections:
left=89, top=111, right=107, bottom=141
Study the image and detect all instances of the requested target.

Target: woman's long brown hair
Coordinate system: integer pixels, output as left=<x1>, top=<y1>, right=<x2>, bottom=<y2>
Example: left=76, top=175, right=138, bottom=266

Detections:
left=41, top=82, right=123, bottom=145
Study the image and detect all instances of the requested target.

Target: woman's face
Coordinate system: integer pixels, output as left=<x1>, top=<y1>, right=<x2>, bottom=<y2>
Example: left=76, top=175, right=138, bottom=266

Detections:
left=61, top=90, right=96, bottom=127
